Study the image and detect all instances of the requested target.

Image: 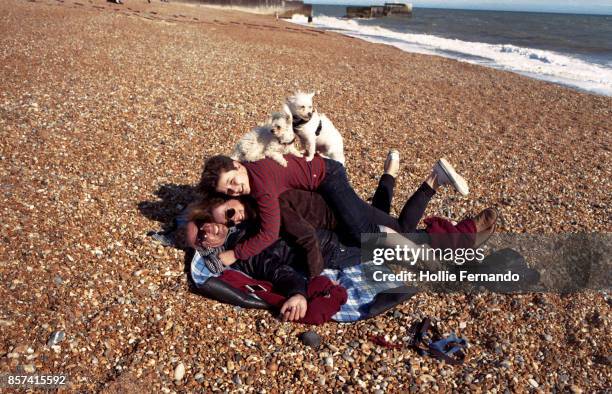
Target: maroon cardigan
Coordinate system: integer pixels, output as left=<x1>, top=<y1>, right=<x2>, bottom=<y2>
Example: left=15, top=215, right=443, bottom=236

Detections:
left=279, top=190, right=337, bottom=278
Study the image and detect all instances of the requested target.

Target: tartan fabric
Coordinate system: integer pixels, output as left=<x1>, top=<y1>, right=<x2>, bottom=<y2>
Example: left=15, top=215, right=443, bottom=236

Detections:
left=323, top=262, right=404, bottom=322
left=190, top=250, right=404, bottom=322
left=191, top=249, right=219, bottom=285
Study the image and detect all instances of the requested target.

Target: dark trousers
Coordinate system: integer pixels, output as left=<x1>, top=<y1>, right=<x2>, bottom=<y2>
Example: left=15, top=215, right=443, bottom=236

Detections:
left=371, top=174, right=436, bottom=233
left=371, top=174, right=396, bottom=214
left=318, top=159, right=435, bottom=244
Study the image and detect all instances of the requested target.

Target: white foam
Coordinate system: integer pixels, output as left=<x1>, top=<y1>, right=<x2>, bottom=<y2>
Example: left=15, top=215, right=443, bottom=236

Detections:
left=289, top=15, right=612, bottom=96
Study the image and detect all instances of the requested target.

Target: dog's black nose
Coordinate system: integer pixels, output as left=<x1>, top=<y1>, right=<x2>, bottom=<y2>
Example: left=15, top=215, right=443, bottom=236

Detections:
left=307, top=112, right=312, bottom=117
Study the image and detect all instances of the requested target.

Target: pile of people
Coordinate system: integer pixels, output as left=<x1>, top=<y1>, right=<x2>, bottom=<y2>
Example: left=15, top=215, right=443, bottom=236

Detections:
left=178, top=92, right=498, bottom=324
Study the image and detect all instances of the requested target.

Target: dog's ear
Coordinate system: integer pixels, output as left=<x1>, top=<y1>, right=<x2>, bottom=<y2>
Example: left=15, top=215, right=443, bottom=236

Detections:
left=282, top=104, right=293, bottom=121
left=286, top=94, right=296, bottom=104
left=308, top=92, right=315, bottom=99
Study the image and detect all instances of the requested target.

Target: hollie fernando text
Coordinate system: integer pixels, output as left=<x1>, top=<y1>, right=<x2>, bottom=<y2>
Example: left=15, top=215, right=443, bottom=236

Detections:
left=372, top=270, right=521, bottom=283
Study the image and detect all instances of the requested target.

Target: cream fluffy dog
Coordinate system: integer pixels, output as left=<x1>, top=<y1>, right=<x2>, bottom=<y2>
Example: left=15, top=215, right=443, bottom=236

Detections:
left=286, top=91, right=345, bottom=165
left=231, top=105, right=302, bottom=167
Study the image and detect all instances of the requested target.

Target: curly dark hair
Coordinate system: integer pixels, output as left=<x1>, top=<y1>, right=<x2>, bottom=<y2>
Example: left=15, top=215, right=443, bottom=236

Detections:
left=198, top=155, right=237, bottom=194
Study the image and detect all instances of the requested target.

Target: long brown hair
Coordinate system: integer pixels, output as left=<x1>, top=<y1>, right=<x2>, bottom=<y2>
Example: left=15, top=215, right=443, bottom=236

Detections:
left=187, top=192, right=228, bottom=224
left=187, top=192, right=257, bottom=229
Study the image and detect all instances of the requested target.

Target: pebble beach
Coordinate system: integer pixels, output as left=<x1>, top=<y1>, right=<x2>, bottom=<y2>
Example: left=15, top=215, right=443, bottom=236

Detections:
left=0, top=0, right=610, bottom=392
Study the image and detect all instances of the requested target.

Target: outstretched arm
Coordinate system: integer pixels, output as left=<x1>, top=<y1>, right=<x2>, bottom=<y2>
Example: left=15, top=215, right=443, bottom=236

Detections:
left=261, top=258, right=308, bottom=322
left=233, top=238, right=308, bottom=322
left=232, top=192, right=282, bottom=260
left=235, top=246, right=308, bottom=298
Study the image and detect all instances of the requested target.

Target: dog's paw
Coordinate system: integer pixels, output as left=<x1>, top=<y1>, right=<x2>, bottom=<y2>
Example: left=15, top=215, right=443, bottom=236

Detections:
left=292, top=150, right=303, bottom=158
left=271, top=156, right=288, bottom=167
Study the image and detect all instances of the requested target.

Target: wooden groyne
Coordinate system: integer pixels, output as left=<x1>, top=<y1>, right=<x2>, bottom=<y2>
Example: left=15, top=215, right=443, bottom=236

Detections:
left=180, top=0, right=312, bottom=17
left=278, top=0, right=311, bottom=18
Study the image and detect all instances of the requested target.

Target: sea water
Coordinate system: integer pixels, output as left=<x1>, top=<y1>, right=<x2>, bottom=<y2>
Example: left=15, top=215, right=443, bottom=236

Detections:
left=289, top=6, right=612, bottom=96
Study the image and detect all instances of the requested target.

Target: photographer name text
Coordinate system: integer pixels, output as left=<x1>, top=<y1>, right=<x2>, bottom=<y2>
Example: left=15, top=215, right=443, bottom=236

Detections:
left=373, top=270, right=520, bottom=283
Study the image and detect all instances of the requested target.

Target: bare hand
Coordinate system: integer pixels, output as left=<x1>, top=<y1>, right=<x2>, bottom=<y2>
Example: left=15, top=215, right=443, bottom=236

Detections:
left=280, top=294, right=307, bottom=322
left=219, top=250, right=237, bottom=266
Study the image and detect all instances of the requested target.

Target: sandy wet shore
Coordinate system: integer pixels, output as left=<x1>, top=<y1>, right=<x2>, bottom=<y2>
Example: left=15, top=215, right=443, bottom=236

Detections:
left=0, top=0, right=610, bottom=392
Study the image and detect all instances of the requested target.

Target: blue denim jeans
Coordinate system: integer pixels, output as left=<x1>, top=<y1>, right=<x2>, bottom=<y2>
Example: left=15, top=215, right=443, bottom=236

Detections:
left=319, top=159, right=435, bottom=244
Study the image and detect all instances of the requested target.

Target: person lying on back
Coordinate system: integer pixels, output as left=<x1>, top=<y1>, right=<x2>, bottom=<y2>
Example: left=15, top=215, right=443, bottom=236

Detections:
left=188, top=191, right=338, bottom=278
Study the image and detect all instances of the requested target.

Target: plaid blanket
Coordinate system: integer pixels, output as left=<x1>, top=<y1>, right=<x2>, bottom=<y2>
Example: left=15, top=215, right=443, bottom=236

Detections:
left=191, top=249, right=218, bottom=285
left=190, top=251, right=406, bottom=322
left=322, top=262, right=404, bottom=322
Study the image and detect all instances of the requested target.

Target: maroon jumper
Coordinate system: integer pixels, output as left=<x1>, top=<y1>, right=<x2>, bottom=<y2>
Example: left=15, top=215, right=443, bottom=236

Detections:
left=234, top=155, right=326, bottom=260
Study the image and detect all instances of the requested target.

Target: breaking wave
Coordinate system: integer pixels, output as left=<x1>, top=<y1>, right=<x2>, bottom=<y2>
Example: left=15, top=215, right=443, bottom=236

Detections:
left=289, top=15, right=612, bottom=96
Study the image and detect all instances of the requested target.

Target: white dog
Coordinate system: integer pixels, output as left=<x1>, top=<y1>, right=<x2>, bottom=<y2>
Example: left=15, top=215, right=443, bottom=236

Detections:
left=286, top=91, right=345, bottom=165
left=231, top=105, right=302, bottom=167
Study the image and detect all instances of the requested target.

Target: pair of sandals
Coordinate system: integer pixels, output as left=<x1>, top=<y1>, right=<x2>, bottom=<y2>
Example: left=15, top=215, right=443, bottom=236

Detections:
left=410, top=317, right=468, bottom=365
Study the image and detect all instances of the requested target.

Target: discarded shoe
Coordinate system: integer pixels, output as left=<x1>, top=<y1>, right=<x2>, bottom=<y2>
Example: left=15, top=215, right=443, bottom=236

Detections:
left=410, top=317, right=468, bottom=365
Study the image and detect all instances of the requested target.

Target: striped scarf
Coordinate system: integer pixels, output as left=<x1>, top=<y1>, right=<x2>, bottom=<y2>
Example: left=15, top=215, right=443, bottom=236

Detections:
left=194, top=227, right=239, bottom=274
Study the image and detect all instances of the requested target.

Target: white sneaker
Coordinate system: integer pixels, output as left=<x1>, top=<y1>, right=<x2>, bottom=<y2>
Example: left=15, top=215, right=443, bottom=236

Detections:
left=434, top=158, right=469, bottom=196
left=384, top=149, right=400, bottom=177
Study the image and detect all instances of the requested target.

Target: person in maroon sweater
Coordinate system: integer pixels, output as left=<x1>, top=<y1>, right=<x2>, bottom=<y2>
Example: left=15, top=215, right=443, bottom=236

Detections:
left=198, top=152, right=486, bottom=267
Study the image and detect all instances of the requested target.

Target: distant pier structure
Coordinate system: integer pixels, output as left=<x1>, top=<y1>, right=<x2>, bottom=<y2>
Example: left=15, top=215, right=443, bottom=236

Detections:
left=346, top=2, right=412, bottom=18
left=186, top=0, right=312, bottom=18
left=278, top=0, right=311, bottom=18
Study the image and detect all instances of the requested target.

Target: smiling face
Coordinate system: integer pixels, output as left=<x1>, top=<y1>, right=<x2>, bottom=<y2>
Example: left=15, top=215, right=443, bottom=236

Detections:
left=216, top=162, right=250, bottom=196
left=186, top=221, right=229, bottom=249
left=211, top=199, right=248, bottom=226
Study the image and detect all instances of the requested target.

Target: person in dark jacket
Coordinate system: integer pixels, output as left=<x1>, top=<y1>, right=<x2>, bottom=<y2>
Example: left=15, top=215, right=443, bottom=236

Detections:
left=185, top=204, right=317, bottom=321
left=186, top=183, right=383, bottom=321
left=191, top=223, right=354, bottom=322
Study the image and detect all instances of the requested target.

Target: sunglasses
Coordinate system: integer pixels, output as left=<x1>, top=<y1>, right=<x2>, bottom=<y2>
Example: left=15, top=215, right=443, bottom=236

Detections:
left=225, top=208, right=237, bottom=227
left=195, top=223, right=207, bottom=246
